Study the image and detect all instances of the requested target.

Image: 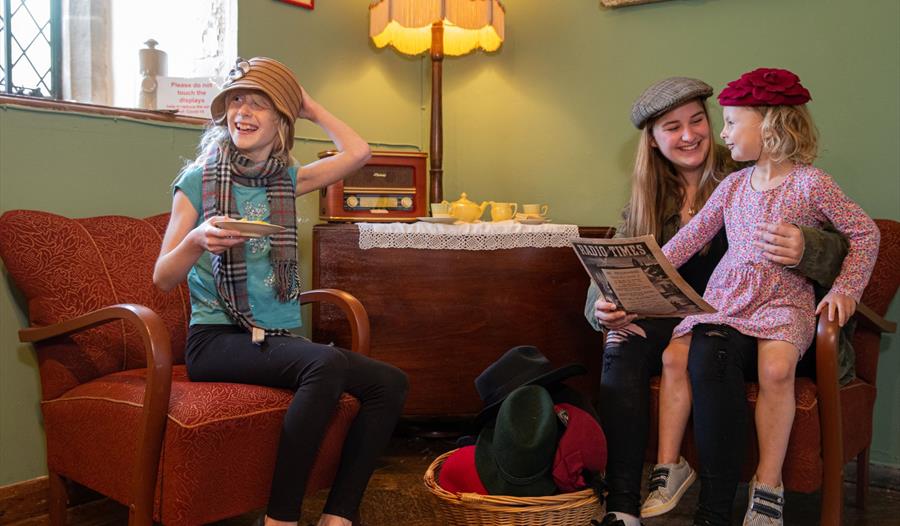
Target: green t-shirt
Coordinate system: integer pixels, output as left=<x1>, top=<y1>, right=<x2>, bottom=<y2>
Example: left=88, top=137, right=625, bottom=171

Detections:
left=174, top=165, right=302, bottom=329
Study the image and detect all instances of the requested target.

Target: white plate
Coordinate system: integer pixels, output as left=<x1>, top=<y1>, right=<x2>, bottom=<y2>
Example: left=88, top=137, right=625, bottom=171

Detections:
left=515, top=218, right=551, bottom=225
left=515, top=213, right=547, bottom=220
left=417, top=216, right=458, bottom=224
left=213, top=219, right=286, bottom=238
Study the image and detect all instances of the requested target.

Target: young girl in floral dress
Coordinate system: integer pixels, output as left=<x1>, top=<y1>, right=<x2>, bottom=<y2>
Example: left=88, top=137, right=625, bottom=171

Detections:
left=642, top=68, right=879, bottom=526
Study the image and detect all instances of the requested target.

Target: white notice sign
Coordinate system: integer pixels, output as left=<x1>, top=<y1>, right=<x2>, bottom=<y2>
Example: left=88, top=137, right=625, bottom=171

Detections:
left=156, top=77, right=221, bottom=118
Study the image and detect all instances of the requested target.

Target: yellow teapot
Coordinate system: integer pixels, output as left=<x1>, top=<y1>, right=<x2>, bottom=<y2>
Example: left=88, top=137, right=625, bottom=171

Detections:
left=443, top=193, right=489, bottom=223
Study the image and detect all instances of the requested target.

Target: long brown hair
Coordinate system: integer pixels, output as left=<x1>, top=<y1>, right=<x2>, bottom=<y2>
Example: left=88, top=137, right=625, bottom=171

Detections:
left=622, top=99, right=726, bottom=242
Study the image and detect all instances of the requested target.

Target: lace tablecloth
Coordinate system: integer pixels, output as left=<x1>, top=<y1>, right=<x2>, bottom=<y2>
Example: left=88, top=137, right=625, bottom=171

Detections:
left=357, top=220, right=580, bottom=250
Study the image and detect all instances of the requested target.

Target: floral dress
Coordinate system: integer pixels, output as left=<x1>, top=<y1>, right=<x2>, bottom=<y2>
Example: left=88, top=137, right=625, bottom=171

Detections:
left=662, top=165, right=879, bottom=354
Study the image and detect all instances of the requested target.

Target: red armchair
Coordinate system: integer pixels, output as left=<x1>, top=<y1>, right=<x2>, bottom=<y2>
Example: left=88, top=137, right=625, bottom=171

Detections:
left=647, top=218, right=900, bottom=525
left=0, top=210, right=370, bottom=526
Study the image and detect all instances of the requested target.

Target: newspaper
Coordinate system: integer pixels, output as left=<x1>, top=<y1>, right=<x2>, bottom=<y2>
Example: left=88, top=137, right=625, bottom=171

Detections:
left=572, top=235, right=716, bottom=317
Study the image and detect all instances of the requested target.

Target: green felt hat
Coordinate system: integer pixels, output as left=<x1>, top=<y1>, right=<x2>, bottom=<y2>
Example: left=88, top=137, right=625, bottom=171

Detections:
left=474, top=385, right=558, bottom=497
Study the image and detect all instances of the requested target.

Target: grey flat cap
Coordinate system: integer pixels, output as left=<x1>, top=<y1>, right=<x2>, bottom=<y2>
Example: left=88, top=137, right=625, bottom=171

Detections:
left=630, top=77, right=714, bottom=129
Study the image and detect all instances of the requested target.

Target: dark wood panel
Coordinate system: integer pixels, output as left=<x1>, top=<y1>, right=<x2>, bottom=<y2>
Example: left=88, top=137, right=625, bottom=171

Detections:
left=312, top=224, right=612, bottom=417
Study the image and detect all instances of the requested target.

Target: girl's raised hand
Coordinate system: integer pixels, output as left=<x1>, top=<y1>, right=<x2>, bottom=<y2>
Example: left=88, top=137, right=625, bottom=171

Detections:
left=297, top=85, right=320, bottom=122
left=194, top=216, right=246, bottom=255
left=594, top=299, right=637, bottom=330
left=815, top=291, right=857, bottom=327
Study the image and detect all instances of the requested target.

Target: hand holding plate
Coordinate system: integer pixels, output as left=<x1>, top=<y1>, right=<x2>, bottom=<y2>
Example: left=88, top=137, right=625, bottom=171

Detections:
left=198, top=216, right=247, bottom=254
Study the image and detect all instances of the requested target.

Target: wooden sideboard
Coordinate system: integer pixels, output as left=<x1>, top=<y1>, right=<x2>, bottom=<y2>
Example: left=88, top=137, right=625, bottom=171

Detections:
left=311, top=223, right=612, bottom=417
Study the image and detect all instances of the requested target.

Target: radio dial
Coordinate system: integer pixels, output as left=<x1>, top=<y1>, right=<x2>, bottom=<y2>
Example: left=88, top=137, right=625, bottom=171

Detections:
left=400, top=197, right=413, bottom=208
left=346, top=196, right=359, bottom=208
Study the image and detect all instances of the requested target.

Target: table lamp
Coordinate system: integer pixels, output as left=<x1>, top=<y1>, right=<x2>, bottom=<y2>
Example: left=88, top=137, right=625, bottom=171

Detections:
left=369, top=0, right=505, bottom=203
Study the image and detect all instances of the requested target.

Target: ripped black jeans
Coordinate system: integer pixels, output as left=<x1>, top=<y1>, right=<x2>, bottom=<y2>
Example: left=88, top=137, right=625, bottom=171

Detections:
left=597, top=317, right=681, bottom=517
left=598, top=320, right=758, bottom=524
left=688, top=324, right=759, bottom=526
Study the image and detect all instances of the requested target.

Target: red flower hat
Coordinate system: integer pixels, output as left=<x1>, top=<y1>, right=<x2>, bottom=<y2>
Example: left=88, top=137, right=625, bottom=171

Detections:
left=718, top=68, right=811, bottom=106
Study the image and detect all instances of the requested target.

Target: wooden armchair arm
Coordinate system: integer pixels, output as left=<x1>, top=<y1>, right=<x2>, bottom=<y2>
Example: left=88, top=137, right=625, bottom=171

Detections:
left=814, top=314, right=843, bottom=525
left=300, top=288, right=371, bottom=356
left=18, top=304, right=172, bottom=526
left=814, top=301, right=895, bottom=526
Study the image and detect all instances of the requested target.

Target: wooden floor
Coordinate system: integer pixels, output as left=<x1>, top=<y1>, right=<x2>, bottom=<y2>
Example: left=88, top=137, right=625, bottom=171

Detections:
left=14, top=424, right=900, bottom=525
left=304, top=430, right=900, bottom=526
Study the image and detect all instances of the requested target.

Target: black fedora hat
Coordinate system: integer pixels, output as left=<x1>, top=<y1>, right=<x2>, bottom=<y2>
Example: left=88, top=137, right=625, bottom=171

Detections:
left=474, top=345, right=586, bottom=425
left=474, top=385, right=558, bottom=496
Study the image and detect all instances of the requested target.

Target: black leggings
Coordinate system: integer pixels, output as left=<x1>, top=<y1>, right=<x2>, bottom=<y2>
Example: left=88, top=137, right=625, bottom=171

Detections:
left=185, top=325, right=409, bottom=522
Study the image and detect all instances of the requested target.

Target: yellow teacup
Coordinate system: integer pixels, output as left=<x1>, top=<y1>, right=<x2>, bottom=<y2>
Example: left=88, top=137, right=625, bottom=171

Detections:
left=522, top=203, right=549, bottom=218
left=430, top=202, right=451, bottom=217
left=490, top=202, right=518, bottom=222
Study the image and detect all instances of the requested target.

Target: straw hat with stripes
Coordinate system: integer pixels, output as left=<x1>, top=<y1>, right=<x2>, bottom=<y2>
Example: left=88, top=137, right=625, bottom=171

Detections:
left=211, top=57, right=303, bottom=142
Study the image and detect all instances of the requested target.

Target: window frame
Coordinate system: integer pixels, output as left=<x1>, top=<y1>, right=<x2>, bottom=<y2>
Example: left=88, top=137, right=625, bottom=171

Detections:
left=2, top=0, right=62, bottom=98
left=2, top=0, right=236, bottom=119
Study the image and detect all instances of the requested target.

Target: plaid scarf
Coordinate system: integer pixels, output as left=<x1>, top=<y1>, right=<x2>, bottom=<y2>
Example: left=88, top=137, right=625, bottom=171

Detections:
left=201, top=143, right=299, bottom=343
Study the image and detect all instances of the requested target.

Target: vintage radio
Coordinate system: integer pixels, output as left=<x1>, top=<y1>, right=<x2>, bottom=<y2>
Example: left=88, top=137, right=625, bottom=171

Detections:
left=318, top=150, right=427, bottom=222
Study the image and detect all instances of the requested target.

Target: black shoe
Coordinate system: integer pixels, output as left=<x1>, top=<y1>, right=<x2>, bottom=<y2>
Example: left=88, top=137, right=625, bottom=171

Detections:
left=592, top=513, right=644, bottom=526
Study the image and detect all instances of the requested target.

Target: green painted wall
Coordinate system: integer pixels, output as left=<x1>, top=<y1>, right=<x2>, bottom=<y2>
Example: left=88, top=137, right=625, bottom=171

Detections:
left=1, top=0, right=898, bottom=485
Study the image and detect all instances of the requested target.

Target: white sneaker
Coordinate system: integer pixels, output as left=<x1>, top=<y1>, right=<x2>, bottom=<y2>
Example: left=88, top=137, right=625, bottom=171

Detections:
left=639, top=456, right=696, bottom=518
left=743, top=476, right=785, bottom=526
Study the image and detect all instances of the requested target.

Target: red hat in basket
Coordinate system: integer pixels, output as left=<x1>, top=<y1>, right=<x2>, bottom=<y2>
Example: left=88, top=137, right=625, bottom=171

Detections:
left=552, top=403, right=608, bottom=492
left=438, top=446, right=488, bottom=495
left=718, top=67, right=811, bottom=107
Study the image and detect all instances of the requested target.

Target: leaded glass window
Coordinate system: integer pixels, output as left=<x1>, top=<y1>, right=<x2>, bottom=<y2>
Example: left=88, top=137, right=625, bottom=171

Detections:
left=1, top=0, right=234, bottom=109
left=1, top=0, right=61, bottom=98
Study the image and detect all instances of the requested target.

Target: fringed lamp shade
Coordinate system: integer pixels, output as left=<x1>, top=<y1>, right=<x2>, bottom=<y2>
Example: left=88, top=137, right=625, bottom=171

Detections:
left=369, top=0, right=505, bottom=56
left=369, top=0, right=506, bottom=202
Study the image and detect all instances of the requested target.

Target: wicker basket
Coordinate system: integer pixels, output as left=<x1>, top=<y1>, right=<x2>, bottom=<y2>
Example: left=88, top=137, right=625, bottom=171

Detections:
left=424, top=449, right=602, bottom=525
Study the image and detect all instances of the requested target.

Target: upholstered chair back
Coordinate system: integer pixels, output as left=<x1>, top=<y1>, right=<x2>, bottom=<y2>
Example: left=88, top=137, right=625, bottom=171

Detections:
left=0, top=211, right=187, bottom=399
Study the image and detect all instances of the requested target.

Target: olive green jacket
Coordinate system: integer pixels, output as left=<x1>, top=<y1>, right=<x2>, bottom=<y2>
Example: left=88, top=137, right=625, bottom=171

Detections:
left=583, top=188, right=855, bottom=383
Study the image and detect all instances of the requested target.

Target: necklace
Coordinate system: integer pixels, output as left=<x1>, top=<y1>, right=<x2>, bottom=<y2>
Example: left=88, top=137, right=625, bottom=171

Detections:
left=684, top=196, right=696, bottom=217
left=683, top=186, right=698, bottom=217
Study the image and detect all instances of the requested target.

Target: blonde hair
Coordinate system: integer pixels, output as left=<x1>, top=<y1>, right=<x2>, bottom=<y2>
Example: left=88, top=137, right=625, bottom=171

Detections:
left=755, top=105, right=818, bottom=164
left=623, top=99, right=725, bottom=243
